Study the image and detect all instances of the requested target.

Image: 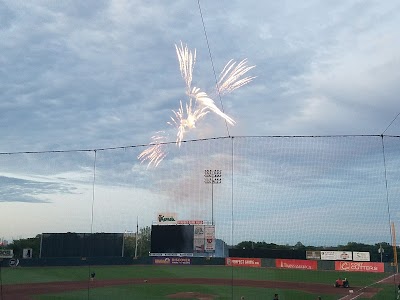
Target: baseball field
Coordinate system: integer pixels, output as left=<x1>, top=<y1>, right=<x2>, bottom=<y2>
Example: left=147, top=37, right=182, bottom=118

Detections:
left=0, top=265, right=397, bottom=299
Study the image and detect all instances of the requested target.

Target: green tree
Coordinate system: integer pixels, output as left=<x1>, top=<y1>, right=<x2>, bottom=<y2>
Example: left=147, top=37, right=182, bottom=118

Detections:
left=138, top=226, right=151, bottom=257
left=8, top=235, right=41, bottom=258
left=123, top=226, right=151, bottom=257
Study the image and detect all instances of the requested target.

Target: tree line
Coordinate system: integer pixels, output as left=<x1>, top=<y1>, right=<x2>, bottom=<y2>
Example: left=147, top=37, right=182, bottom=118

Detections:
left=233, top=241, right=396, bottom=262
left=1, top=229, right=397, bottom=263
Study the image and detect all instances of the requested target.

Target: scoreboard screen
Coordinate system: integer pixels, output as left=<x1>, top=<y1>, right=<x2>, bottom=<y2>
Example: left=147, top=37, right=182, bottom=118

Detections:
left=151, top=225, right=194, bottom=253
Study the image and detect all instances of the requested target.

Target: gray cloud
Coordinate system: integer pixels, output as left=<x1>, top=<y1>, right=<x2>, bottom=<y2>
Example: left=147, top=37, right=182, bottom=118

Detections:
left=0, top=175, right=77, bottom=203
left=0, top=1, right=399, bottom=243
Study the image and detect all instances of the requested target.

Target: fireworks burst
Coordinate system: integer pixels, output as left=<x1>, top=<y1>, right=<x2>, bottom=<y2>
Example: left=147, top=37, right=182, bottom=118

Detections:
left=137, top=132, right=167, bottom=168
left=138, top=42, right=255, bottom=167
left=168, top=98, right=209, bottom=147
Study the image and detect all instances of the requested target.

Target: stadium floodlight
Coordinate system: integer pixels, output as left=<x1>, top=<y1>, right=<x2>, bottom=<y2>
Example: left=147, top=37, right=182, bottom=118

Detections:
left=204, top=169, right=222, bottom=225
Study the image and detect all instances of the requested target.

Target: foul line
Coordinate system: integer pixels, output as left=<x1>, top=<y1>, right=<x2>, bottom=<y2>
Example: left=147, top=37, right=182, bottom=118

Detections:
left=338, top=273, right=397, bottom=300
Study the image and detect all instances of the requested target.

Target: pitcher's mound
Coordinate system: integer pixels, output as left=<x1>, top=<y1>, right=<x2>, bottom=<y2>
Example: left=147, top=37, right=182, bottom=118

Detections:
left=167, top=291, right=217, bottom=299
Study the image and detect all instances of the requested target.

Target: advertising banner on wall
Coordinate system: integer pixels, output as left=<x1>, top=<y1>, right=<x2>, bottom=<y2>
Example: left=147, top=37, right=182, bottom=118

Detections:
left=153, top=257, right=192, bottom=265
left=194, top=225, right=205, bottom=238
left=276, top=259, right=318, bottom=270
left=225, top=257, right=261, bottom=267
left=150, top=253, right=194, bottom=257
left=306, top=251, right=321, bottom=260
left=205, top=238, right=215, bottom=251
left=335, top=261, right=384, bottom=273
left=204, top=225, right=215, bottom=238
left=178, top=220, right=204, bottom=225
left=353, top=252, right=371, bottom=262
left=157, top=213, right=177, bottom=224
left=320, top=251, right=335, bottom=260
left=0, top=249, right=13, bottom=258
left=321, top=251, right=353, bottom=261
left=194, top=238, right=205, bottom=252
left=23, top=248, right=32, bottom=259
left=204, top=225, right=215, bottom=251
left=193, top=225, right=206, bottom=252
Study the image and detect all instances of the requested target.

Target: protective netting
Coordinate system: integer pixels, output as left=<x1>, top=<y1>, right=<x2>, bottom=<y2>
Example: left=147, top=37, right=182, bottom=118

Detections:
left=1, top=135, right=398, bottom=249
left=1, top=135, right=399, bottom=298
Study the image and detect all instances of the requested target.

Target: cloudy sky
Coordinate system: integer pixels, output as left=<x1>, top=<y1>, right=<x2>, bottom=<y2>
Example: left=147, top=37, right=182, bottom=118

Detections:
left=1, top=0, right=400, bottom=247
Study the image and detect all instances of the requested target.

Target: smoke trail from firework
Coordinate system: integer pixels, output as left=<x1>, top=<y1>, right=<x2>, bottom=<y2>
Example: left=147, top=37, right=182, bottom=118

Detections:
left=138, top=42, right=255, bottom=167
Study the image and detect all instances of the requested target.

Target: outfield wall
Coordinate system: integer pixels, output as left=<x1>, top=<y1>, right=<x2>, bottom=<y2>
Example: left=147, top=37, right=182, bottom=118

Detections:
left=0, top=256, right=395, bottom=273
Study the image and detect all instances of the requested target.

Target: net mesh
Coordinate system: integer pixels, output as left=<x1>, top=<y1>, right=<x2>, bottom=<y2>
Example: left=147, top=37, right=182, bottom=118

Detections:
left=0, top=135, right=399, bottom=298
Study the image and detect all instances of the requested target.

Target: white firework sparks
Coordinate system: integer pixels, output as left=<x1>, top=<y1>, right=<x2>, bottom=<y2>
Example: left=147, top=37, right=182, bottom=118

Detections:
left=218, top=59, right=256, bottom=95
left=175, top=41, right=196, bottom=93
left=137, top=133, right=167, bottom=168
left=138, top=42, right=255, bottom=167
left=168, top=98, right=209, bottom=147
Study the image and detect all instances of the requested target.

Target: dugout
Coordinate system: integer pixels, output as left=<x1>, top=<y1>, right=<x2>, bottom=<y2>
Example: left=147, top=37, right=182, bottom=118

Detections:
left=39, top=233, right=123, bottom=258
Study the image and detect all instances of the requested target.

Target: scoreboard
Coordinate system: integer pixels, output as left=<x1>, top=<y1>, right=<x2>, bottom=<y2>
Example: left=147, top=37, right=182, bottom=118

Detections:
left=150, top=224, right=215, bottom=255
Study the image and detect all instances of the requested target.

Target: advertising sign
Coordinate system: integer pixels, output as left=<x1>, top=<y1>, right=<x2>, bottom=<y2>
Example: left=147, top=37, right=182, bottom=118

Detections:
left=204, top=225, right=215, bottom=251
left=306, top=251, right=321, bottom=260
left=194, top=225, right=205, bottom=238
left=353, top=252, right=370, bottom=262
left=321, top=251, right=353, bottom=261
left=276, top=259, right=318, bottom=270
left=177, top=220, right=204, bottom=225
left=194, top=238, right=205, bottom=252
left=153, top=257, right=192, bottom=265
left=150, top=253, right=193, bottom=257
left=321, top=251, right=335, bottom=260
left=205, top=238, right=215, bottom=251
left=335, top=261, right=384, bottom=273
left=9, top=258, right=19, bottom=267
left=336, top=251, right=352, bottom=261
left=0, top=249, right=13, bottom=258
left=225, top=257, right=261, bottom=267
left=157, top=213, right=177, bottom=224
left=153, top=257, right=171, bottom=265
left=171, top=257, right=191, bottom=265
left=23, top=248, right=32, bottom=259
left=204, top=225, right=215, bottom=238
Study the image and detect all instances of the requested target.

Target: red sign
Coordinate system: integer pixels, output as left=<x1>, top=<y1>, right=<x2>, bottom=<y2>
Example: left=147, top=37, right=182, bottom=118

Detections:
left=177, top=220, right=204, bottom=225
left=276, top=259, right=318, bottom=270
left=335, top=261, right=384, bottom=273
left=225, top=257, right=261, bottom=267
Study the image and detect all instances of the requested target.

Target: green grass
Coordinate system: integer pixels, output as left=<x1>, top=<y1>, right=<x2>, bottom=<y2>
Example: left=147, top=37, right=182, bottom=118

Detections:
left=33, top=283, right=339, bottom=300
left=1, top=265, right=388, bottom=285
left=1, top=265, right=394, bottom=299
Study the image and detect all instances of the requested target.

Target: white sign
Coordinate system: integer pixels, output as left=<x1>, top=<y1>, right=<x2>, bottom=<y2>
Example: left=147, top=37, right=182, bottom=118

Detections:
left=204, top=225, right=215, bottom=239
left=205, top=238, right=215, bottom=251
left=321, top=251, right=352, bottom=261
left=194, top=225, right=205, bottom=239
left=149, top=253, right=193, bottom=257
left=336, top=251, right=353, bottom=261
left=321, top=251, right=335, bottom=260
left=353, top=251, right=370, bottom=261
left=194, top=238, right=205, bottom=252
left=0, top=249, right=13, bottom=258
left=23, top=248, right=33, bottom=259
left=157, top=213, right=177, bottom=224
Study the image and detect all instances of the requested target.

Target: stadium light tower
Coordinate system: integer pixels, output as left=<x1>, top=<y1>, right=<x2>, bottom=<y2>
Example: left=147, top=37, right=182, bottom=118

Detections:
left=204, top=169, right=222, bottom=225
